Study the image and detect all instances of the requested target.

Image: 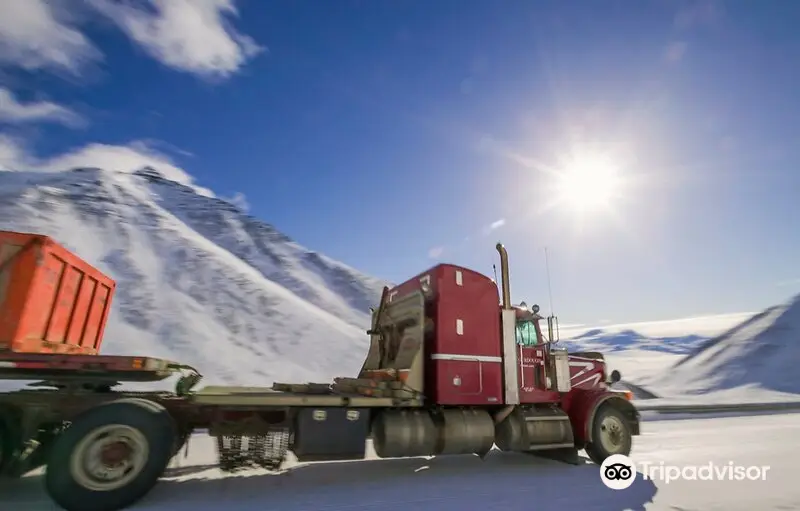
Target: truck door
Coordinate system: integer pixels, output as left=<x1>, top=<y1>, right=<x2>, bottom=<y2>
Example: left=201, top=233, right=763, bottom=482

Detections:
left=515, top=320, right=547, bottom=398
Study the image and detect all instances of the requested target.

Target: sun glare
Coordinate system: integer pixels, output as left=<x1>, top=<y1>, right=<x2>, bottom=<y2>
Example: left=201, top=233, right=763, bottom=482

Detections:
left=554, top=153, right=623, bottom=213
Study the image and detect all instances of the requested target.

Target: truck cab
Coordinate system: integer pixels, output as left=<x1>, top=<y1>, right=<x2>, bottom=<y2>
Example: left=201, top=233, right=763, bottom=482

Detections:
left=358, top=242, right=638, bottom=466
left=360, top=258, right=617, bottom=407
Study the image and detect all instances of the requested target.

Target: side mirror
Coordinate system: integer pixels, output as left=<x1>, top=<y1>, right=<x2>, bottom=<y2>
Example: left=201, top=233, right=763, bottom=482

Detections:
left=609, top=369, right=621, bottom=384
left=546, top=315, right=559, bottom=343
left=532, top=304, right=540, bottom=313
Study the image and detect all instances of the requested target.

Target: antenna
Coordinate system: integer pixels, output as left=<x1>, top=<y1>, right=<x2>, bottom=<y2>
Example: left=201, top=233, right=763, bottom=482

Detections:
left=544, top=246, right=560, bottom=343
left=544, top=247, right=554, bottom=316
left=492, top=263, right=498, bottom=285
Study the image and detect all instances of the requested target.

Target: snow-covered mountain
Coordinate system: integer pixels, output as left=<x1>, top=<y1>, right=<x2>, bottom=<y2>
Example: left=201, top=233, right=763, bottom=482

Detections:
left=642, top=293, right=800, bottom=396
left=0, top=167, right=388, bottom=386
left=562, top=328, right=708, bottom=355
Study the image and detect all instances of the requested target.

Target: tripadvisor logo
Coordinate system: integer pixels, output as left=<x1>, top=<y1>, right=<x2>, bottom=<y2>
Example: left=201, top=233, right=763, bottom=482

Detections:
left=600, top=454, right=771, bottom=489
left=600, top=454, right=636, bottom=490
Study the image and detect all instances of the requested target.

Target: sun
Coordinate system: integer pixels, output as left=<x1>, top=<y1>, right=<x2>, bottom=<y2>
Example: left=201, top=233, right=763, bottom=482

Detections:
left=553, top=152, right=623, bottom=213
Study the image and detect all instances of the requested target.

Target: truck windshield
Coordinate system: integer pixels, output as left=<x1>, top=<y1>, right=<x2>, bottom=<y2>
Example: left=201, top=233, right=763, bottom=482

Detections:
left=515, top=320, right=540, bottom=346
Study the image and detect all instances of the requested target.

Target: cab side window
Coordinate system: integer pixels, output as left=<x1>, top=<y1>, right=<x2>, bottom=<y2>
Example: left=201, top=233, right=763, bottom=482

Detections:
left=515, top=321, right=539, bottom=346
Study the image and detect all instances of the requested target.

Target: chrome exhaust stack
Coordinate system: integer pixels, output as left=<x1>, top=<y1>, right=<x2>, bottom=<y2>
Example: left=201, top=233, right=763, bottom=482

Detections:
left=495, top=242, right=519, bottom=405
left=496, top=243, right=511, bottom=310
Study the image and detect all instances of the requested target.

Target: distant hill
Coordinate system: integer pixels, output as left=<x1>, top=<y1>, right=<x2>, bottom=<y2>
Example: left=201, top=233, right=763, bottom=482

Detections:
left=562, top=328, right=708, bottom=355
left=646, top=294, right=800, bottom=395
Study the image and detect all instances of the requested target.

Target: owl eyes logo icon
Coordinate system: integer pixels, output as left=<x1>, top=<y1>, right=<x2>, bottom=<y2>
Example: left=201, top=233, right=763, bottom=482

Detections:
left=600, top=454, right=636, bottom=490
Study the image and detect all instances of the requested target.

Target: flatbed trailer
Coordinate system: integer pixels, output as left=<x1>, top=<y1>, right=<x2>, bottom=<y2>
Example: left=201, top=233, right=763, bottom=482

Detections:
left=0, top=359, right=433, bottom=509
left=0, top=232, right=640, bottom=511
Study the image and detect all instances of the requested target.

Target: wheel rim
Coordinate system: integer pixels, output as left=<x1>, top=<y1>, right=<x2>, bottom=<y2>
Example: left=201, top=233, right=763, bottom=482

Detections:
left=598, top=415, right=626, bottom=454
left=69, top=424, right=150, bottom=491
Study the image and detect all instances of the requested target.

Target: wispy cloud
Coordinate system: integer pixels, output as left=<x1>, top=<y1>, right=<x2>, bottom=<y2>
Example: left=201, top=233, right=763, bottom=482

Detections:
left=429, top=218, right=506, bottom=259
left=488, top=218, right=506, bottom=231
left=428, top=246, right=444, bottom=259
left=477, top=134, right=558, bottom=176
left=223, top=191, right=250, bottom=212
left=0, top=0, right=102, bottom=75
left=137, top=138, right=195, bottom=158
left=0, top=135, right=214, bottom=197
left=663, top=40, right=688, bottom=63
left=479, top=218, right=506, bottom=235
left=0, top=87, right=85, bottom=127
left=663, top=1, right=722, bottom=66
left=673, top=0, right=723, bottom=30
left=87, top=0, right=264, bottom=80
left=0, top=0, right=262, bottom=80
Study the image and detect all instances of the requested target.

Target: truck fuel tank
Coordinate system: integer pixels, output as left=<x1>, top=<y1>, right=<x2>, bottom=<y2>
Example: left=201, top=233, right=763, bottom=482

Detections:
left=494, top=406, right=575, bottom=452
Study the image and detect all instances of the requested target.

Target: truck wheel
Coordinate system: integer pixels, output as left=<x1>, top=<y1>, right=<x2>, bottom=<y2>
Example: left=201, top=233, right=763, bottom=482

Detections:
left=45, top=399, right=176, bottom=511
left=584, top=404, right=632, bottom=465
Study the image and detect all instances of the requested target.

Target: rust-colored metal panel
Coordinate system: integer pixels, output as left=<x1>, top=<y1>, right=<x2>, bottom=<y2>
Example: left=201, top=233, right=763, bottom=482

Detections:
left=66, top=273, right=95, bottom=348
left=0, top=230, right=115, bottom=355
left=83, top=284, right=111, bottom=351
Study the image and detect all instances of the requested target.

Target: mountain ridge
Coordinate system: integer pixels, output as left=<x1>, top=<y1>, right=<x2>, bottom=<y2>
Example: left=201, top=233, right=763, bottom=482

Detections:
left=0, top=166, right=388, bottom=386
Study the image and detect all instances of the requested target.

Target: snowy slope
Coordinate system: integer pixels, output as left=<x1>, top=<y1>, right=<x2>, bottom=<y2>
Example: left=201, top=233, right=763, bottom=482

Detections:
left=0, top=167, right=388, bottom=386
left=643, top=294, right=800, bottom=397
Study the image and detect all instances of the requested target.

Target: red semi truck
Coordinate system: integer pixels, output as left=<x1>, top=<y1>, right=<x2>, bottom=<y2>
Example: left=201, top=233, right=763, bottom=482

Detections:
left=0, top=230, right=639, bottom=511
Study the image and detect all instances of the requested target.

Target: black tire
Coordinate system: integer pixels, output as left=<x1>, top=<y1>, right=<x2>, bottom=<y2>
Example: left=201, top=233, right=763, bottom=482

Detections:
left=584, top=442, right=602, bottom=465
left=0, top=417, right=6, bottom=473
left=584, top=404, right=632, bottom=465
left=0, top=405, right=20, bottom=476
left=45, top=398, right=176, bottom=511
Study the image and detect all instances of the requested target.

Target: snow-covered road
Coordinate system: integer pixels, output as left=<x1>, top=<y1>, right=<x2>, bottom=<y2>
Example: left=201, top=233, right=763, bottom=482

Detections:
left=5, top=412, right=799, bottom=511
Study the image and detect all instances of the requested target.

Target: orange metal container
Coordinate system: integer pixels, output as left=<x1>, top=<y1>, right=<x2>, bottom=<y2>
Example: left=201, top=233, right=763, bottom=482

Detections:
left=0, top=230, right=115, bottom=355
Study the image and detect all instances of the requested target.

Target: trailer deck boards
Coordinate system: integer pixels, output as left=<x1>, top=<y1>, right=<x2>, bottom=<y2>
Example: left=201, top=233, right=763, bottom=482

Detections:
left=191, top=385, right=423, bottom=407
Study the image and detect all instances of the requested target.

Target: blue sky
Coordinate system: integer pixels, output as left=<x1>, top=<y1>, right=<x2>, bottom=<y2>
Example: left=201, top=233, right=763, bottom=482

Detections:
left=1, top=0, right=799, bottom=326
